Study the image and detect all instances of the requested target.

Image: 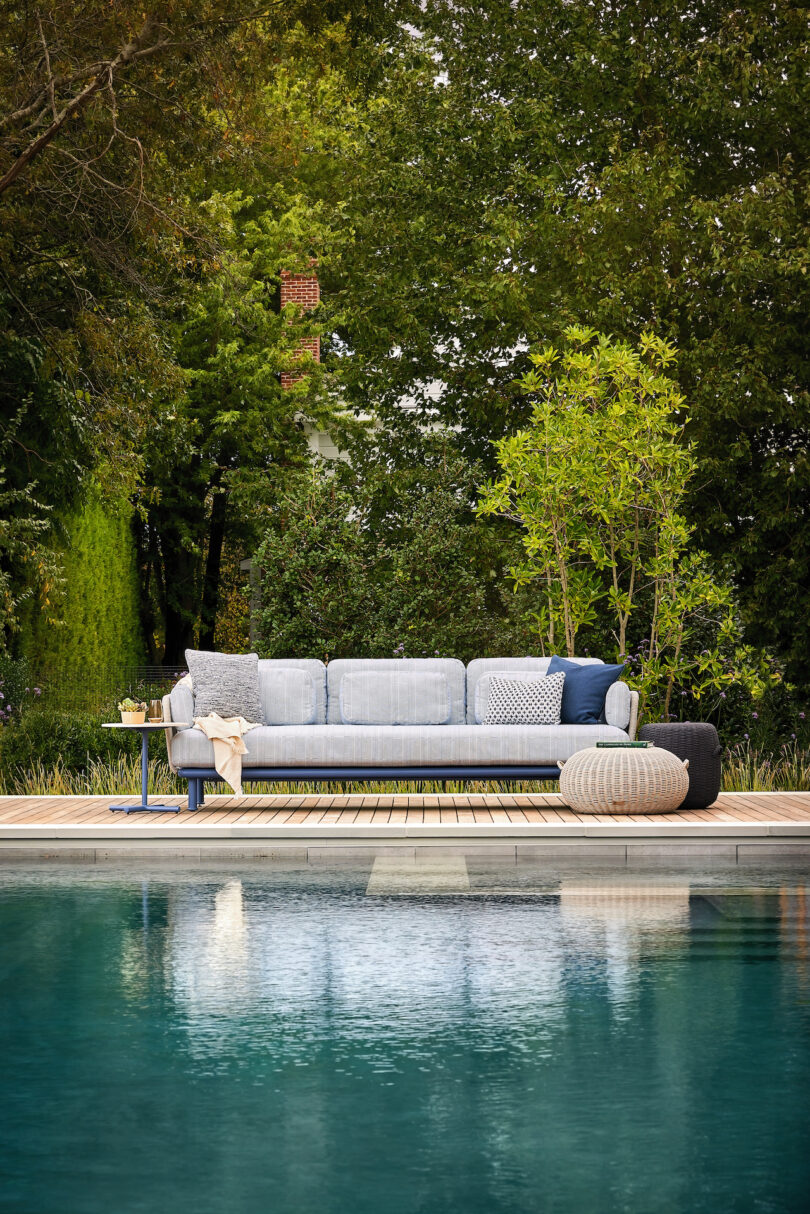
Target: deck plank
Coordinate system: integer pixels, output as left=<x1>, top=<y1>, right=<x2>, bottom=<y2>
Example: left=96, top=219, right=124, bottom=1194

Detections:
left=2, top=791, right=810, bottom=842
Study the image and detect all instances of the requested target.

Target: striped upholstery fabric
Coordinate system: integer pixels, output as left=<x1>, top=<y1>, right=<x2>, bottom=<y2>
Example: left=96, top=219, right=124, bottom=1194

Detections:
left=326, top=658, right=466, bottom=725
left=339, top=671, right=450, bottom=725
left=169, top=681, right=194, bottom=731
left=604, top=680, right=632, bottom=730
left=170, top=660, right=326, bottom=728
left=171, top=722, right=630, bottom=769
left=259, top=659, right=327, bottom=723
left=466, top=657, right=605, bottom=724
left=259, top=667, right=316, bottom=725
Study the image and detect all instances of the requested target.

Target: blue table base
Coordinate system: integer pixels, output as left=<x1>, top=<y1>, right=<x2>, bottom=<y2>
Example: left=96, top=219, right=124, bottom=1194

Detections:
left=110, top=728, right=182, bottom=814
left=109, top=802, right=182, bottom=814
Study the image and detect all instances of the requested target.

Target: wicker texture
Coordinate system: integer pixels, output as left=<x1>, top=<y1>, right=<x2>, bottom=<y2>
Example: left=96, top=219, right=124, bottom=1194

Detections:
left=559, top=746, right=690, bottom=815
left=638, top=722, right=722, bottom=809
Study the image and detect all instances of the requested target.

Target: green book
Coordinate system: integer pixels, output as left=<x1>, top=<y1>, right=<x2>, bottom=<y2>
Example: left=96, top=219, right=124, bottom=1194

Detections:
left=595, top=740, right=652, bottom=748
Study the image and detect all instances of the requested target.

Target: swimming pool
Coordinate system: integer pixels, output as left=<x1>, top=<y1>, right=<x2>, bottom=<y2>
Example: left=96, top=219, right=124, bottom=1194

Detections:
left=1, top=858, right=809, bottom=1213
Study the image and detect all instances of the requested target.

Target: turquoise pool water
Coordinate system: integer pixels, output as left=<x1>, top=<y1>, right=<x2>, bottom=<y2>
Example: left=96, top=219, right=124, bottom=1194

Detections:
left=1, top=859, right=809, bottom=1214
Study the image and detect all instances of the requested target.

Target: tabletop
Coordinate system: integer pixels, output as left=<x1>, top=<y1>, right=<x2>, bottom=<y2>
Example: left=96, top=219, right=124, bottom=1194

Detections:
left=102, top=722, right=190, bottom=730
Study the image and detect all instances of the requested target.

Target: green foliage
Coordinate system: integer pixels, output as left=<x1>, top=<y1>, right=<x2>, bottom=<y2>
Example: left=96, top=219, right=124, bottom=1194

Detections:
left=0, top=654, right=36, bottom=722
left=135, top=45, right=366, bottom=662
left=0, top=402, right=61, bottom=651
left=721, top=743, right=810, bottom=794
left=0, top=707, right=139, bottom=777
left=255, top=438, right=536, bottom=662
left=479, top=330, right=738, bottom=719
left=22, top=488, right=144, bottom=681
left=334, top=2, right=810, bottom=686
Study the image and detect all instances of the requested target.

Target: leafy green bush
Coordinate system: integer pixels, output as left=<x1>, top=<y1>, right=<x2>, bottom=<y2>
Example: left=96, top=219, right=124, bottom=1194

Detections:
left=479, top=329, right=742, bottom=720
left=0, top=654, right=37, bottom=722
left=255, top=441, right=538, bottom=663
left=0, top=707, right=140, bottom=777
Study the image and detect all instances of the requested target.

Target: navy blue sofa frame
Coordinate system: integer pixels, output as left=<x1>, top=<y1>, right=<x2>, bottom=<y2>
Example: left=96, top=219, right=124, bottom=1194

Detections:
left=177, top=765, right=562, bottom=811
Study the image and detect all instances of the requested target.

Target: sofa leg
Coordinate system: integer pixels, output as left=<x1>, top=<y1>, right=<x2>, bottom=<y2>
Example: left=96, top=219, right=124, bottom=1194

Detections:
left=188, top=779, right=198, bottom=813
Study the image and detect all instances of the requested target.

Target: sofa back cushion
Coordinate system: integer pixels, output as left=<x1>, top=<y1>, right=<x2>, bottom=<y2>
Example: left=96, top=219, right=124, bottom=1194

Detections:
left=466, top=656, right=604, bottom=723
left=258, top=659, right=326, bottom=724
left=259, top=667, right=316, bottom=725
left=339, top=671, right=451, bottom=725
left=327, top=658, right=466, bottom=724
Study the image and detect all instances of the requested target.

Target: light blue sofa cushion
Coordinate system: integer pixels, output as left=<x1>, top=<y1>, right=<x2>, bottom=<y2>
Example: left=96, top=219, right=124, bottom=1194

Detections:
left=339, top=671, right=451, bottom=725
left=259, top=667, right=316, bottom=725
left=466, top=657, right=605, bottom=723
left=258, top=659, right=327, bottom=724
left=604, top=680, right=632, bottom=730
left=171, top=722, right=629, bottom=769
left=169, top=681, right=194, bottom=731
left=327, top=658, right=466, bottom=725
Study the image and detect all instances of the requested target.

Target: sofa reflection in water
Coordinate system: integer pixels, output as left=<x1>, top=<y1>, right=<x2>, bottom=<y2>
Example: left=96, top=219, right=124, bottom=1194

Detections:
left=159, top=879, right=692, bottom=1045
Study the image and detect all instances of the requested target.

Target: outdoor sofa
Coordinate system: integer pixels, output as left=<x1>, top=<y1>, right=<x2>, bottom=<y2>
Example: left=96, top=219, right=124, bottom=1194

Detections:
left=162, top=657, right=639, bottom=811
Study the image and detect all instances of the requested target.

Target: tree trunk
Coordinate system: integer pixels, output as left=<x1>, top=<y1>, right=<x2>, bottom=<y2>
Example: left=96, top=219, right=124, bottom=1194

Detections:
left=198, top=488, right=228, bottom=650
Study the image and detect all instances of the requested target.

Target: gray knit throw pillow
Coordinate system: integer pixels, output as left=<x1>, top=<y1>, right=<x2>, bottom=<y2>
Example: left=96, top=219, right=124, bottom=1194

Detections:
left=484, top=672, right=565, bottom=725
left=185, top=650, right=264, bottom=723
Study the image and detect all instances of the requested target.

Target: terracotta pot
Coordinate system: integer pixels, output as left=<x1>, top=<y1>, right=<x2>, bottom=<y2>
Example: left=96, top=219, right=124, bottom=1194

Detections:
left=121, top=710, right=146, bottom=725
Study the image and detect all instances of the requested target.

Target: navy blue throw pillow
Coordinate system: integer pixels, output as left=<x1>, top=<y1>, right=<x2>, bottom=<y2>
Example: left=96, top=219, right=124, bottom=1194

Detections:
left=546, top=657, right=625, bottom=725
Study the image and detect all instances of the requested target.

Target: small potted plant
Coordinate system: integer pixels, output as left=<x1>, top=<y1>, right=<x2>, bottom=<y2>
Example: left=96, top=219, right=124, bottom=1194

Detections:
left=118, top=697, right=147, bottom=725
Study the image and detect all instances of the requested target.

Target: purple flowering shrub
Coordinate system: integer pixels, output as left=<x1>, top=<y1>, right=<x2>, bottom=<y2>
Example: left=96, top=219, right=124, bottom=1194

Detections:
left=0, top=656, right=36, bottom=724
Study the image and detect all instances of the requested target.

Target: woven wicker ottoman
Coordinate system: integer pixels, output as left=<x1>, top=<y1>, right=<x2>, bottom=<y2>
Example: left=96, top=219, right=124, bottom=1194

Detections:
left=558, top=746, right=690, bottom=815
left=638, top=722, right=722, bottom=809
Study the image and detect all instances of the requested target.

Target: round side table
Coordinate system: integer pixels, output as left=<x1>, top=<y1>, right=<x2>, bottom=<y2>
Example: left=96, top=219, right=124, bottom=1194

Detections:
left=102, top=722, right=190, bottom=814
left=638, top=722, right=722, bottom=809
left=559, top=745, right=690, bottom=815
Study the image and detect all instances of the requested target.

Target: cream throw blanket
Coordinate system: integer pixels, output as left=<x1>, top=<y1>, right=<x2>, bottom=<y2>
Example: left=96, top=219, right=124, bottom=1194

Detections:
left=177, top=674, right=260, bottom=795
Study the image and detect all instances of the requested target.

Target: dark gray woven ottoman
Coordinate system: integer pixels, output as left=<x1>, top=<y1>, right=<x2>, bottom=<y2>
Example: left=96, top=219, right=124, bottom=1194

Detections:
left=637, top=722, right=722, bottom=810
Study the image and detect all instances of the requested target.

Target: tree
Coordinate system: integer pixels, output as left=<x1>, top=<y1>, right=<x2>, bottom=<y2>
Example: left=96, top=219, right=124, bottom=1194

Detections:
left=255, top=436, right=536, bottom=663
left=0, top=3, right=390, bottom=664
left=0, top=410, right=58, bottom=653
left=134, top=45, right=364, bottom=663
left=332, top=1, right=810, bottom=685
left=478, top=329, right=736, bottom=719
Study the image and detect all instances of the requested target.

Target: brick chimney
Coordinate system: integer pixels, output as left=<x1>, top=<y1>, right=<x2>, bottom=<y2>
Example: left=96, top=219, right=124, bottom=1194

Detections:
left=280, top=267, right=320, bottom=389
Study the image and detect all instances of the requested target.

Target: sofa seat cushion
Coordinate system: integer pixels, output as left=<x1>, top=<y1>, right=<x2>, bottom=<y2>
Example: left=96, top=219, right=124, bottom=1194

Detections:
left=171, top=723, right=629, bottom=769
left=340, top=671, right=450, bottom=725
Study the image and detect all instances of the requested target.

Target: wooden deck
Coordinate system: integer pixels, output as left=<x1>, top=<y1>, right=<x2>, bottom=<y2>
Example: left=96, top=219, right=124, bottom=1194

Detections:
left=2, top=792, right=810, bottom=861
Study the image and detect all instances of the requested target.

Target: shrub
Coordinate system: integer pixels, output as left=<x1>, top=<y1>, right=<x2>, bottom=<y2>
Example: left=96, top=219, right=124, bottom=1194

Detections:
left=0, top=707, right=140, bottom=777
left=0, top=654, right=38, bottom=722
left=255, top=442, right=538, bottom=663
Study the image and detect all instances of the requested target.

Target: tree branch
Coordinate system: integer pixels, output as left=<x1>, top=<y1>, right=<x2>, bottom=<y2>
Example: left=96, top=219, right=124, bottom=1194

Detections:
left=0, top=18, right=174, bottom=197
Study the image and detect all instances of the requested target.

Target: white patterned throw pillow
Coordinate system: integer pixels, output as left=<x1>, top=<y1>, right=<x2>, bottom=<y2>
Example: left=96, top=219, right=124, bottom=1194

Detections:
left=483, top=672, right=565, bottom=725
